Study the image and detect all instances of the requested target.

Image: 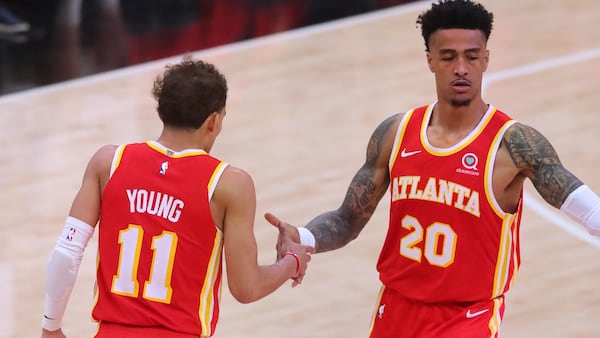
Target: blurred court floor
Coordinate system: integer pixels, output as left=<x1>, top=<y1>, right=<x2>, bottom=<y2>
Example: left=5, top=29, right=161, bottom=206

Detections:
left=0, top=0, right=415, bottom=95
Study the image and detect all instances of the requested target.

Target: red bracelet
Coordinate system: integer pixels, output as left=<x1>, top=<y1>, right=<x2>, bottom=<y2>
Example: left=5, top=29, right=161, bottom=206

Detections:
left=283, top=251, right=301, bottom=277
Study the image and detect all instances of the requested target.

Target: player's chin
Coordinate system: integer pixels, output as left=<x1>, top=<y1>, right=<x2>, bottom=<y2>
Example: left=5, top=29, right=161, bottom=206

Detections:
left=450, top=97, right=472, bottom=107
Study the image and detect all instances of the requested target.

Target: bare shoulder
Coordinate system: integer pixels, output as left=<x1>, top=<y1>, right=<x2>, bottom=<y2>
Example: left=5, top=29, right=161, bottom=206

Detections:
left=502, top=122, right=582, bottom=207
left=373, top=113, right=404, bottom=139
left=86, top=144, right=119, bottom=186
left=213, top=165, right=256, bottom=231
left=501, top=122, right=558, bottom=172
left=220, top=165, right=253, bottom=185
left=83, top=144, right=118, bottom=175
left=92, top=144, right=119, bottom=165
left=216, top=165, right=255, bottom=199
left=503, top=122, right=545, bottom=142
left=367, top=112, right=404, bottom=161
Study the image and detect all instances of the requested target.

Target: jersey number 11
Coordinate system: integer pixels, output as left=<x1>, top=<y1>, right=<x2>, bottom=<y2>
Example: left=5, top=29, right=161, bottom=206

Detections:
left=111, top=224, right=178, bottom=304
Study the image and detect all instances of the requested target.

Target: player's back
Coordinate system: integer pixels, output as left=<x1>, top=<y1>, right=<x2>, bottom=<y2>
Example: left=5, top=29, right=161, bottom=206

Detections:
left=92, top=141, right=228, bottom=337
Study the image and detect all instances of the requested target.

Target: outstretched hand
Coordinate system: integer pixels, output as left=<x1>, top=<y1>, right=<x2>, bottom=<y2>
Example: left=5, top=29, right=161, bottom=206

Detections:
left=264, top=212, right=302, bottom=259
left=265, top=212, right=313, bottom=287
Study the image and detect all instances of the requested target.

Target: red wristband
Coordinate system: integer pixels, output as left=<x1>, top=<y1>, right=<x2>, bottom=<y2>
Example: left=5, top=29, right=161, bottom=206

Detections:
left=283, top=251, right=301, bottom=277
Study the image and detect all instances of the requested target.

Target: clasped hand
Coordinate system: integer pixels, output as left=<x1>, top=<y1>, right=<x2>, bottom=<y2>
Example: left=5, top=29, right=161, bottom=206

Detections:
left=265, top=213, right=313, bottom=287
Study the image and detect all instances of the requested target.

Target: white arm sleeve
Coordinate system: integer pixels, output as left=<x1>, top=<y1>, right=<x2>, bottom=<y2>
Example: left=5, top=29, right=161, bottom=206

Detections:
left=560, top=185, right=600, bottom=236
left=42, top=216, right=94, bottom=331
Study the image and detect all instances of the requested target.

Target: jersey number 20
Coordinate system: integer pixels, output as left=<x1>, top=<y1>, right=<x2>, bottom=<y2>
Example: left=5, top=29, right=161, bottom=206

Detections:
left=111, top=224, right=178, bottom=303
left=399, top=215, right=457, bottom=267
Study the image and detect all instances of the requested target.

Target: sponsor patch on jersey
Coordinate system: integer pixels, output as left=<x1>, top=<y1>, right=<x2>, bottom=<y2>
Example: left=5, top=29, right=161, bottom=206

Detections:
left=456, top=153, right=479, bottom=176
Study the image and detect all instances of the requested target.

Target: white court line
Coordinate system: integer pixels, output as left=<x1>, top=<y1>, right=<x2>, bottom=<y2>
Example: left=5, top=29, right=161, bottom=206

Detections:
left=1, top=0, right=598, bottom=248
left=483, top=49, right=600, bottom=248
left=523, top=193, right=600, bottom=248
left=0, top=3, right=436, bottom=334
left=483, top=48, right=600, bottom=92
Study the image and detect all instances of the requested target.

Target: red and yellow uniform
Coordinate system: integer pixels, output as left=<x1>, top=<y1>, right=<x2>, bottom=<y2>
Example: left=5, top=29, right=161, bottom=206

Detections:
left=369, top=104, right=522, bottom=338
left=92, top=141, right=228, bottom=337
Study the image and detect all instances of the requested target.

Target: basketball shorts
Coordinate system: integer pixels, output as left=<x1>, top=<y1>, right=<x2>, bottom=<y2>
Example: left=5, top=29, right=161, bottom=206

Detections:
left=368, top=286, right=506, bottom=338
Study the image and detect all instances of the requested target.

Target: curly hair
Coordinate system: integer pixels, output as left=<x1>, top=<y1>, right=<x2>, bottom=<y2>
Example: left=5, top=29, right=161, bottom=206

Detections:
left=152, top=55, right=228, bottom=129
left=416, top=0, right=494, bottom=51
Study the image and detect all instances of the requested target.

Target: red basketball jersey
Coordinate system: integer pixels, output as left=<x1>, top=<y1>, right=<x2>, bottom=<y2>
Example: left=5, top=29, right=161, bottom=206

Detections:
left=379, top=104, right=522, bottom=304
left=92, top=141, right=228, bottom=337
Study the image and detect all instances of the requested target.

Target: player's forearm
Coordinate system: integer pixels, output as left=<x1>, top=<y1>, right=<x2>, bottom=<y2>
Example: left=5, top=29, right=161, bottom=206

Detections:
left=560, top=184, right=600, bottom=235
left=41, top=328, right=65, bottom=338
left=305, top=210, right=363, bottom=253
left=42, top=217, right=94, bottom=331
left=304, top=157, right=387, bottom=253
left=230, top=256, right=297, bottom=303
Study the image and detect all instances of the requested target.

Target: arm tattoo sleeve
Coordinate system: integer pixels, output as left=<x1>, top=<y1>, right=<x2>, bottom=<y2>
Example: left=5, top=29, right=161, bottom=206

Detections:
left=306, top=115, right=397, bottom=252
left=502, top=123, right=583, bottom=208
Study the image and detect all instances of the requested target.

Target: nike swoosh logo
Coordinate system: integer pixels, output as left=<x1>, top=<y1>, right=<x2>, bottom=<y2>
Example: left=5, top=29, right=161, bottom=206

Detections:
left=400, top=148, right=421, bottom=158
left=466, top=308, right=489, bottom=319
left=43, top=314, right=54, bottom=320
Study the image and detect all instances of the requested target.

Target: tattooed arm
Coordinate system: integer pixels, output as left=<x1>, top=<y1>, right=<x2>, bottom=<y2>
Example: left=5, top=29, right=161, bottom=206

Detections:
left=502, top=122, right=600, bottom=235
left=303, top=114, right=401, bottom=253
left=502, top=122, right=583, bottom=208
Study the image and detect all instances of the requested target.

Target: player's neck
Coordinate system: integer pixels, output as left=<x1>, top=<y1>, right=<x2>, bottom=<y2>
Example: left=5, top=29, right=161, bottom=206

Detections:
left=156, top=127, right=212, bottom=152
left=426, top=100, right=489, bottom=147
left=431, top=99, right=488, bottom=132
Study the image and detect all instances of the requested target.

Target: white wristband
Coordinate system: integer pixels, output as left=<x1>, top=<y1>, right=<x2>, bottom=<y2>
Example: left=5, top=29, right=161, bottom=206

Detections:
left=298, top=227, right=316, bottom=248
left=560, top=185, right=600, bottom=235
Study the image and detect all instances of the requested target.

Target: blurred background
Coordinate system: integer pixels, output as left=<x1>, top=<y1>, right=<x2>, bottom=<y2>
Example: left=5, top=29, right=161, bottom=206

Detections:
left=3, top=1, right=600, bottom=337
left=0, top=0, right=417, bottom=95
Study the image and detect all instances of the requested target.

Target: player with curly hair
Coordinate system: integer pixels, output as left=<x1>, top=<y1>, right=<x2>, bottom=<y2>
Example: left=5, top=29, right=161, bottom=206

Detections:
left=269, top=1, right=600, bottom=337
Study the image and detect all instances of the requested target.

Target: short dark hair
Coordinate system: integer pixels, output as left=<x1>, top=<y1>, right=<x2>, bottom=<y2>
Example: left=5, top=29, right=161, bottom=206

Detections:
left=416, top=0, right=493, bottom=51
left=152, top=55, right=228, bottom=129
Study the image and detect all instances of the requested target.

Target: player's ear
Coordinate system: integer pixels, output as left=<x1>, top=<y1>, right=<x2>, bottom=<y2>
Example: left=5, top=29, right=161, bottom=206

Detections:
left=206, top=110, right=225, bottom=133
left=426, top=51, right=434, bottom=73
left=205, top=111, right=219, bottom=132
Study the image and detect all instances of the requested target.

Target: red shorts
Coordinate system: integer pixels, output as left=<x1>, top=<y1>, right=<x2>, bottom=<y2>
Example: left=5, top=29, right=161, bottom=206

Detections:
left=368, top=286, right=505, bottom=338
left=95, top=322, right=205, bottom=338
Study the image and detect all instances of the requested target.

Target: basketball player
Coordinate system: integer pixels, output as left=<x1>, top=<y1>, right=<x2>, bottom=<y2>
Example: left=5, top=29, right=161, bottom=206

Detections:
left=41, top=56, right=314, bottom=338
left=266, top=0, right=600, bottom=337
